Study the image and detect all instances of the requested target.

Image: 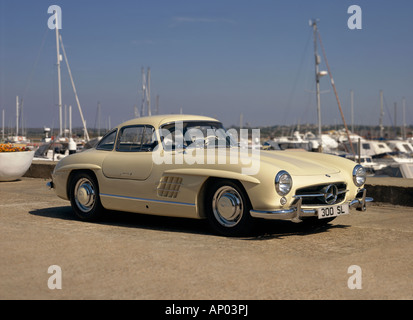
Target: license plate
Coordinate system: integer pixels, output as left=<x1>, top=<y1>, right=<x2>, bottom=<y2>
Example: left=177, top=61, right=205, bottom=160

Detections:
left=317, top=204, right=349, bottom=219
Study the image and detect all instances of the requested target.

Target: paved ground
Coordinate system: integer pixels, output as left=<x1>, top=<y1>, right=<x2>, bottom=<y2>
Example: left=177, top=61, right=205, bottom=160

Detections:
left=0, top=178, right=412, bottom=300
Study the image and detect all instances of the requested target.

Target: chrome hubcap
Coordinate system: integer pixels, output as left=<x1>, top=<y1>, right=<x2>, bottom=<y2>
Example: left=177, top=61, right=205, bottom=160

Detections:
left=212, top=186, right=243, bottom=227
left=74, top=178, right=96, bottom=213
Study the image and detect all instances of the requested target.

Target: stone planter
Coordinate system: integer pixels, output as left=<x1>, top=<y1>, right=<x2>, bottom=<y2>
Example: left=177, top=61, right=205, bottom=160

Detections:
left=0, top=151, right=35, bottom=181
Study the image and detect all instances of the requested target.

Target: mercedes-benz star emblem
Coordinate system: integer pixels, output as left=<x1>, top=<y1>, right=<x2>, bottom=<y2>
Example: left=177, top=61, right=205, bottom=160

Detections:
left=323, top=184, right=338, bottom=205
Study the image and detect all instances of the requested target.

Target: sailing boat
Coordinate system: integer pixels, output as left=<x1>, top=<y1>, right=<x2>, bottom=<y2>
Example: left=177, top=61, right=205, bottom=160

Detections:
left=271, top=20, right=350, bottom=155
left=34, top=10, right=89, bottom=160
left=7, top=96, right=30, bottom=144
left=307, top=19, right=354, bottom=155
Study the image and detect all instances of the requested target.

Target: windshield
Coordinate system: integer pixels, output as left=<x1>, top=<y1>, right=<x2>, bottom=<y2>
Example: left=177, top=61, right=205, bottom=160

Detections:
left=159, top=121, right=237, bottom=150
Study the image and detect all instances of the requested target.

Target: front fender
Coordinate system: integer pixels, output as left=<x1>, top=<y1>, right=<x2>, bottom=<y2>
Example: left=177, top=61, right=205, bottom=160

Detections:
left=163, top=168, right=260, bottom=185
left=52, top=163, right=102, bottom=201
left=55, top=163, right=102, bottom=173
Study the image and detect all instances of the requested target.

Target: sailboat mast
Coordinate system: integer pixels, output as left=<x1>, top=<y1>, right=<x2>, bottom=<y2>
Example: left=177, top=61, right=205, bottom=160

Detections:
left=351, top=90, right=354, bottom=133
left=2, top=109, right=4, bottom=141
left=16, top=96, right=19, bottom=137
left=394, top=102, right=397, bottom=138
left=379, top=90, right=384, bottom=139
left=140, top=67, right=146, bottom=117
left=55, top=12, right=63, bottom=137
left=311, top=20, right=322, bottom=140
left=147, top=67, right=151, bottom=116
left=59, top=34, right=90, bottom=141
left=315, top=20, right=355, bottom=155
left=69, top=105, right=72, bottom=136
left=402, top=97, right=406, bottom=140
left=97, top=102, right=101, bottom=136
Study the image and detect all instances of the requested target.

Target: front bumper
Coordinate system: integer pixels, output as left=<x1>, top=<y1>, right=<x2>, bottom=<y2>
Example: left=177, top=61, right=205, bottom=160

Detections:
left=250, top=188, right=373, bottom=223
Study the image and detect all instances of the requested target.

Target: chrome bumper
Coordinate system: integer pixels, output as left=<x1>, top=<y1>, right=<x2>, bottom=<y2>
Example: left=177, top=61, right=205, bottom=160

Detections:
left=250, top=188, right=373, bottom=223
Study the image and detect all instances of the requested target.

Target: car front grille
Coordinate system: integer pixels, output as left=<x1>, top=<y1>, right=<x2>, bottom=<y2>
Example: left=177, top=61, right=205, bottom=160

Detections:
left=294, top=182, right=347, bottom=206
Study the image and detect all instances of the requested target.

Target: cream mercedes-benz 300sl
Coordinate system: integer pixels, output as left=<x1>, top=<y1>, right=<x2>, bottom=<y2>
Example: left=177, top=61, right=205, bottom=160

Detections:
left=48, top=114, right=372, bottom=236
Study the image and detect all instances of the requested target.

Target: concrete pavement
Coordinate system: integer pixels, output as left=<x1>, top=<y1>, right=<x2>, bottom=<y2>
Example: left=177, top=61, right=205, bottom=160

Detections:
left=0, top=178, right=412, bottom=300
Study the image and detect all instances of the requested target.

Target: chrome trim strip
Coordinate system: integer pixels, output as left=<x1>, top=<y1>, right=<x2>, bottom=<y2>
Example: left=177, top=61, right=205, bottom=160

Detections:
left=251, top=208, right=295, bottom=215
left=250, top=208, right=317, bottom=220
left=293, top=189, right=348, bottom=198
left=293, top=193, right=324, bottom=198
left=100, top=193, right=195, bottom=207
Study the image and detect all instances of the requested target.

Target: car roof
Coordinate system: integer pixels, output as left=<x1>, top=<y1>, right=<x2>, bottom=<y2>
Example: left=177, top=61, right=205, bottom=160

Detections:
left=116, top=114, right=220, bottom=129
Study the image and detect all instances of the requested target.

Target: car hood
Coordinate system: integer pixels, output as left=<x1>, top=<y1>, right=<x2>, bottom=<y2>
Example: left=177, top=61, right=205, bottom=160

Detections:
left=253, top=150, right=343, bottom=176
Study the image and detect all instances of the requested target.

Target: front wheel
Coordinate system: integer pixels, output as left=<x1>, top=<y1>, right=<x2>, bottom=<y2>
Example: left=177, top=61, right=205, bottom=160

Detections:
left=69, top=171, right=104, bottom=221
left=206, top=180, right=254, bottom=236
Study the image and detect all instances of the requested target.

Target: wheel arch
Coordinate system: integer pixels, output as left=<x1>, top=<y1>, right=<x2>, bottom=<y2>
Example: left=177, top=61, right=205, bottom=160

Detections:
left=197, top=176, right=253, bottom=219
left=67, top=169, right=99, bottom=199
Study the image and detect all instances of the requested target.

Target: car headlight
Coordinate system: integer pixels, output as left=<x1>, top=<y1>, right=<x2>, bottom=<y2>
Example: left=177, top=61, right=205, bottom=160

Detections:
left=275, top=170, right=292, bottom=196
left=353, top=165, right=366, bottom=187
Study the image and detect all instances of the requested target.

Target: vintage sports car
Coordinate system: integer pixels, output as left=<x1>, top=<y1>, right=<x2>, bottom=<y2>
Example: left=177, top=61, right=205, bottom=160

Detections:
left=48, top=114, right=372, bottom=236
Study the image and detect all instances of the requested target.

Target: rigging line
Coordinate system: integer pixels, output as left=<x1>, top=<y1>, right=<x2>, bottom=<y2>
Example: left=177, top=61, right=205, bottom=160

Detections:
left=59, top=34, right=90, bottom=141
left=21, top=27, right=49, bottom=108
left=283, top=28, right=312, bottom=127
left=317, top=30, right=355, bottom=156
left=383, top=95, right=394, bottom=128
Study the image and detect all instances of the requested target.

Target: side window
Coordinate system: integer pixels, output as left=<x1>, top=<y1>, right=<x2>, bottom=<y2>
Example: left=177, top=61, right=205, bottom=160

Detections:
left=141, top=126, right=157, bottom=151
left=159, top=123, right=184, bottom=151
left=117, top=125, right=156, bottom=152
left=96, top=129, right=117, bottom=151
left=118, top=126, right=143, bottom=152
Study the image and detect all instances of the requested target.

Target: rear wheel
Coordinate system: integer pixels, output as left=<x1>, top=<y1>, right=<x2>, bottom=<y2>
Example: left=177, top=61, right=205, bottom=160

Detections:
left=69, top=171, right=104, bottom=221
left=206, top=180, right=254, bottom=236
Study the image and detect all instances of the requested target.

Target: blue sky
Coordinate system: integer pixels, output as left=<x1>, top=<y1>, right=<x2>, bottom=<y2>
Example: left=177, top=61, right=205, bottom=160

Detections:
left=1, top=0, right=412, bottom=130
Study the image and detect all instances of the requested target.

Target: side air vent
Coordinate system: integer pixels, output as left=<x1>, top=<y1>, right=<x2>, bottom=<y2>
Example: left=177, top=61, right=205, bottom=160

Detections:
left=157, top=176, right=183, bottom=198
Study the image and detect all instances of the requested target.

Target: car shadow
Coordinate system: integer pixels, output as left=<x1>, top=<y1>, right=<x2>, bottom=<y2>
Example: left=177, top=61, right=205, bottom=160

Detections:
left=29, top=206, right=77, bottom=220
left=29, top=206, right=350, bottom=239
left=244, top=220, right=350, bottom=240
left=29, top=206, right=210, bottom=235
